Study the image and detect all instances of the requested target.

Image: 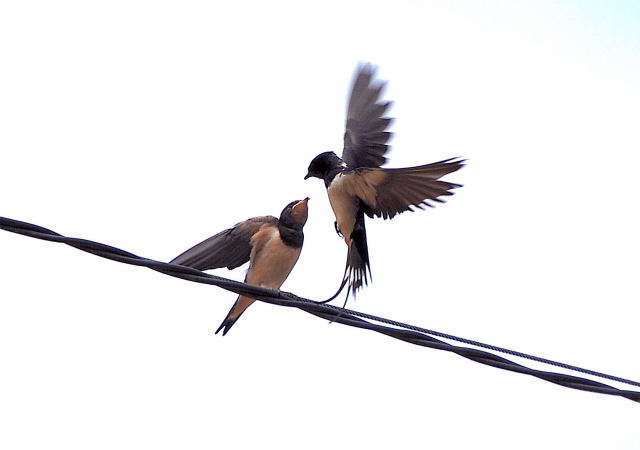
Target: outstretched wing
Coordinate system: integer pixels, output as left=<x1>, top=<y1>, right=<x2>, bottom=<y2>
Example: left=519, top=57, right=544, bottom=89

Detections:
left=338, top=158, right=465, bottom=220
left=342, top=63, right=393, bottom=169
left=170, top=216, right=278, bottom=271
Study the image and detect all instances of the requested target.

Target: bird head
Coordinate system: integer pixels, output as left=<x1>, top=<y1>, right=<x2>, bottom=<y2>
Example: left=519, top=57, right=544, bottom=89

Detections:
left=304, top=151, right=343, bottom=180
left=280, top=197, right=309, bottom=229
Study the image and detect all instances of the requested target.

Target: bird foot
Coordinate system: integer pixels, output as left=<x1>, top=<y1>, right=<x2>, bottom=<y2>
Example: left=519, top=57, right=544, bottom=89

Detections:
left=334, top=221, right=343, bottom=237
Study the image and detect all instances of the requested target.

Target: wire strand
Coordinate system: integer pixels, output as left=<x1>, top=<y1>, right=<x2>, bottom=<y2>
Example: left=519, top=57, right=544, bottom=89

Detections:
left=1, top=216, right=639, bottom=403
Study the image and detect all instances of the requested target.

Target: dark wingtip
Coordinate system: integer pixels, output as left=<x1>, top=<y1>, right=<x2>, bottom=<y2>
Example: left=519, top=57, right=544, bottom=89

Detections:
left=449, top=157, right=467, bottom=167
left=357, top=61, right=377, bottom=75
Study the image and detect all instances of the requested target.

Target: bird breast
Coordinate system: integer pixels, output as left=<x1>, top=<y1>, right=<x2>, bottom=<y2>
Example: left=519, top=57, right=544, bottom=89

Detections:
left=247, top=227, right=302, bottom=289
left=327, top=173, right=361, bottom=241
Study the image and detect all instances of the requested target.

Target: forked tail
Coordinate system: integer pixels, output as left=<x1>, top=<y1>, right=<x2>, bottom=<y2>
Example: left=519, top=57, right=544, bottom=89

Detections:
left=215, top=296, right=249, bottom=336
left=343, top=208, right=371, bottom=299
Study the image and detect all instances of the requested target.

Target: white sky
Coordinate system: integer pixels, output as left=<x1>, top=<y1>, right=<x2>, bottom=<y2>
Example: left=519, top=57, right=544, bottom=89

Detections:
left=1, top=1, right=639, bottom=448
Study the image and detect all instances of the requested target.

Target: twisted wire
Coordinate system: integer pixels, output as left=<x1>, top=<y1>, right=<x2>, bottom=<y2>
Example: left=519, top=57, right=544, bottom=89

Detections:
left=1, top=216, right=639, bottom=403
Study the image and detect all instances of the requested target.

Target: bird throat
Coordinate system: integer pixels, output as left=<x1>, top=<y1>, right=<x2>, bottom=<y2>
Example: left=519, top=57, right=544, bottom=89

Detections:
left=323, top=166, right=345, bottom=188
left=278, top=225, right=304, bottom=248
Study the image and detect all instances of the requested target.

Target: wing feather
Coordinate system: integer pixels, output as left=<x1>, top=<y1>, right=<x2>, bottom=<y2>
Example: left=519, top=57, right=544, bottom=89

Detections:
left=357, top=158, right=465, bottom=219
left=342, top=64, right=393, bottom=169
left=170, top=216, right=278, bottom=271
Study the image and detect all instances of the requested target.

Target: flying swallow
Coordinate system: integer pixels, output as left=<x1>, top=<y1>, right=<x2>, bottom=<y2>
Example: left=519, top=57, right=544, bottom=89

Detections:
left=304, top=64, right=464, bottom=295
left=170, top=198, right=309, bottom=335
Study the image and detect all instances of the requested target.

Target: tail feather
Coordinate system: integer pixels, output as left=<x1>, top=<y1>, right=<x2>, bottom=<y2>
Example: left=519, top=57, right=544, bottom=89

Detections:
left=215, top=297, right=248, bottom=336
left=344, top=208, right=371, bottom=297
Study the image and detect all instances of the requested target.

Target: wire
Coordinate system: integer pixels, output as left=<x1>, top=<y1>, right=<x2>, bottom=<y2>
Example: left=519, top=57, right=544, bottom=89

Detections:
left=2, top=216, right=639, bottom=403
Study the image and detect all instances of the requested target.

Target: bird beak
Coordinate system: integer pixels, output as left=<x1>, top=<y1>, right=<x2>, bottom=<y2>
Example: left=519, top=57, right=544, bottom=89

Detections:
left=304, top=173, right=311, bottom=180
left=291, top=198, right=309, bottom=221
left=293, top=197, right=309, bottom=209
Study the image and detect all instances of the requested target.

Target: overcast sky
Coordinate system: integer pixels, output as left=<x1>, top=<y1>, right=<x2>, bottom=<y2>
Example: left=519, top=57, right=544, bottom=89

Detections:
left=1, top=1, right=639, bottom=448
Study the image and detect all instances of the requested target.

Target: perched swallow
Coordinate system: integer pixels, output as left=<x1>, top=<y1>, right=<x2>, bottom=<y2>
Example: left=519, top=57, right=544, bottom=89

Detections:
left=170, top=198, right=309, bottom=335
left=304, top=64, right=464, bottom=295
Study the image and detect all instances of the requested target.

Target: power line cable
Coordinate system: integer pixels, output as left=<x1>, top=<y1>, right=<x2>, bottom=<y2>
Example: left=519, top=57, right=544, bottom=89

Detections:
left=1, top=216, right=639, bottom=403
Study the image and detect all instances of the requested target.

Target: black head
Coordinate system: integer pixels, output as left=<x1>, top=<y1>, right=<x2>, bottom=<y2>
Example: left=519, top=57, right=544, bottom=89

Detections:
left=279, top=198, right=309, bottom=230
left=304, top=151, right=343, bottom=180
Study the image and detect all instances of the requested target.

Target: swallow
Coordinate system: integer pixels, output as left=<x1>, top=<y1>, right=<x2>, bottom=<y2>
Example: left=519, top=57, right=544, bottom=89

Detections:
left=170, top=198, right=309, bottom=335
left=304, top=64, right=464, bottom=295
